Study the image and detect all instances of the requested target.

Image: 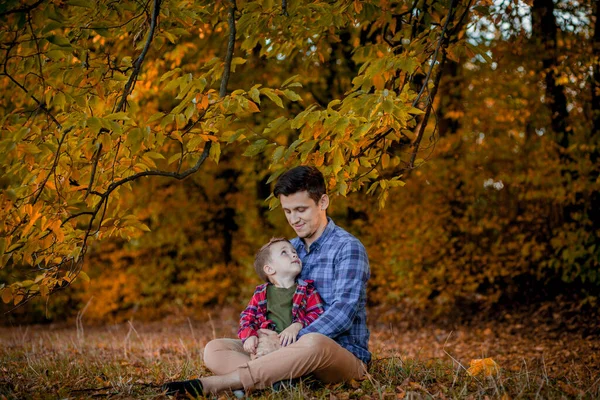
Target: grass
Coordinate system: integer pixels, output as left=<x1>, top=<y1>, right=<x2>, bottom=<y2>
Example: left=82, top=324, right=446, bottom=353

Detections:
left=1, top=316, right=598, bottom=399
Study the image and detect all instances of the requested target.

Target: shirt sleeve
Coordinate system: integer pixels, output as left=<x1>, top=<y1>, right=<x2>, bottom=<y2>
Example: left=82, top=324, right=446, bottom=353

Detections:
left=295, top=284, right=325, bottom=327
left=298, top=240, right=369, bottom=338
left=238, top=289, right=261, bottom=342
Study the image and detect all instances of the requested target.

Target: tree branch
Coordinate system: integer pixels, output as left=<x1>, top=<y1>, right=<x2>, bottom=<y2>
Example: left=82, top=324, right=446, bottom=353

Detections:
left=115, top=0, right=161, bottom=112
left=281, top=0, right=289, bottom=16
left=85, top=144, right=103, bottom=200
left=0, top=0, right=45, bottom=17
left=2, top=39, right=62, bottom=130
left=412, top=0, right=458, bottom=108
left=409, top=50, right=447, bottom=168
left=32, top=127, right=72, bottom=205
left=219, top=0, right=237, bottom=98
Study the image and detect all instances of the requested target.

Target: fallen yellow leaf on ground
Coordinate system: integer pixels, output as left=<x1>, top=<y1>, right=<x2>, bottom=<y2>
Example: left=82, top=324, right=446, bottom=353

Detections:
left=467, top=357, right=499, bottom=377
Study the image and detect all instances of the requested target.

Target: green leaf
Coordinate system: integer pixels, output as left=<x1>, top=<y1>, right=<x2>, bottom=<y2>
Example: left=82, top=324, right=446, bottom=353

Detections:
left=283, top=89, right=302, bottom=102
left=87, top=117, right=102, bottom=133
left=281, top=75, right=299, bottom=87
left=261, top=88, right=283, bottom=108
left=243, top=139, right=268, bottom=157
left=249, top=86, right=261, bottom=104
left=167, top=153, right=182, bottom=165
left=272, top=145, right=285, bottom=162
left=144, top=151, right=165, bottom=160
left=160, top=68, right=181, bottom=82
left=105, top=112, right=130, bottom=120
left=210, top=141, right=221, bottom=163
left=47, top=35, right=71, bottom=48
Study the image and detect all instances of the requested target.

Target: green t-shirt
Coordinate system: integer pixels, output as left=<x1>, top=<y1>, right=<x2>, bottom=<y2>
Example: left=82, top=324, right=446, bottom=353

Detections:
left=266, top=284, right=296, bottom=333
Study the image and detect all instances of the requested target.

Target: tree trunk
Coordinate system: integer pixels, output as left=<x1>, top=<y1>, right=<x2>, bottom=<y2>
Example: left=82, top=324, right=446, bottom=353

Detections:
left=437, top=58, right=463, bottom=137
left=592, top=0, right=600, bottom=136
left=531, top=0, right=570, bottom=149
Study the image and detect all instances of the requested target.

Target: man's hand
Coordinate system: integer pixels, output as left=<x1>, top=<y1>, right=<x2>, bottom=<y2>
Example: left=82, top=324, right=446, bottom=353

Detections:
left=278, top=322, right=303, bottom=347
left=243, top=335, right=258, bottom=355
left=252, top=329, right=281, bottom=359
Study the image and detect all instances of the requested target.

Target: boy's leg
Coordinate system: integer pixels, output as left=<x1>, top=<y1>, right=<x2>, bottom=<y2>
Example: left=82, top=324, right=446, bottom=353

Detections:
left=237, top=333, right=366, bottom=391
left=204, top=338, right=250, bottom=375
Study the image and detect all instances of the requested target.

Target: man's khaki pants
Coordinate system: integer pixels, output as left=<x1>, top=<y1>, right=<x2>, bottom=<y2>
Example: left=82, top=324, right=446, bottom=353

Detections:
left=203, top=333, right=367, bottom=392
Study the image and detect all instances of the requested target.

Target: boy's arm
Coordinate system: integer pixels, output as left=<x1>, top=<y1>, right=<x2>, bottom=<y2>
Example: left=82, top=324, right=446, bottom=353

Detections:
left=298, top=240, right=369, bottom=338
left=294, top=285, right=325, bottom=327
left=237, top=286, right=264, bottom=342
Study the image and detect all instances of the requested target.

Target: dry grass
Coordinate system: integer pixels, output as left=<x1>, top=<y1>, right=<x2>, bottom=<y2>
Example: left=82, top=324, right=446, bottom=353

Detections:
left=1, top=311, right=598, bottom=399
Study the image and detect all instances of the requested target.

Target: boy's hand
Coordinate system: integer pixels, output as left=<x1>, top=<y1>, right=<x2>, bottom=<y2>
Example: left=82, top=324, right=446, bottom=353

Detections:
left=278, top=322, right=303, bottom=347
left=253, top=329, right=281, bottom=359
left=243, top=335, right=258, bottom=354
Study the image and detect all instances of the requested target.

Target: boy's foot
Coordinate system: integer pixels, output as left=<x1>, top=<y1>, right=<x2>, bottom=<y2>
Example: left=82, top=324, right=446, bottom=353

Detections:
left=161, top=379, right=204, bottom=396
left=232, top=389, right=245, bottom=398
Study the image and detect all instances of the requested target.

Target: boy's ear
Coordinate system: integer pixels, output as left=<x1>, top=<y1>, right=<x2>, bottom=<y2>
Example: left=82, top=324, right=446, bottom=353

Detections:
left=263, top=264, right=275, bottom=276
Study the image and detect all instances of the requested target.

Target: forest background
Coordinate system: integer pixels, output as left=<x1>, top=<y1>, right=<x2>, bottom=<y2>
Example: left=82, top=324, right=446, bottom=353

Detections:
left=0, top=0, right=599, bottom=330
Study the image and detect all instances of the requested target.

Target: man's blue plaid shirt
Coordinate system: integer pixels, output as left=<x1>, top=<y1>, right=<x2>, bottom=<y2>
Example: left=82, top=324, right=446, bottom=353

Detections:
left=293, top=218, right=371, bottom=364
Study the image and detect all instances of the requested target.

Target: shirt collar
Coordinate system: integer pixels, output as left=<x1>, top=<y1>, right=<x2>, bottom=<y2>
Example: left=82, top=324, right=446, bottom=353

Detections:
left=298, top=217, right=335, bottom=253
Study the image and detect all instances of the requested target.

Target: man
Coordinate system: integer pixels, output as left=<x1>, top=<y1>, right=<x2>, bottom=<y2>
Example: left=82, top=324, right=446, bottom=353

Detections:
left=163, top=166, right=370, bottom=396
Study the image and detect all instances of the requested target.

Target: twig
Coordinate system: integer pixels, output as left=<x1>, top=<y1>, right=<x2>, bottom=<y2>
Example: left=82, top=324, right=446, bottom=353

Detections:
left=409, top=50, right=447, bottom=168
left=115, top=0, right=161, bottom=112
left=219, top=0, right=237, bottom=98
left=412, top=0, right=458, bottom=108
left=85, top=144, right=103, bottom=200
left=32, top=127, right=72, bottom=204
left=102, top=143, right=212, bottom=197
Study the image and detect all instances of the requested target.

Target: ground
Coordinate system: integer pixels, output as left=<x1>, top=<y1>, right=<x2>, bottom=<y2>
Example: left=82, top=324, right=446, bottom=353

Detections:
left=1, top=307, right=598, bottom=399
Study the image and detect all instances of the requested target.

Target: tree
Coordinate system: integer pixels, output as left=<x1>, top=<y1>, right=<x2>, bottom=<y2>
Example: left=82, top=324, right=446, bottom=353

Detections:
left=0, top=0, right=474, bottom=308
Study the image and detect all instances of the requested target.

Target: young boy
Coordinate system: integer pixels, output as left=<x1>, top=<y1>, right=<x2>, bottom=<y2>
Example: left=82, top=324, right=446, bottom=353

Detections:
left=162, top=238, right=324, bottom=396
left=239, top=237, right=324, bottom=356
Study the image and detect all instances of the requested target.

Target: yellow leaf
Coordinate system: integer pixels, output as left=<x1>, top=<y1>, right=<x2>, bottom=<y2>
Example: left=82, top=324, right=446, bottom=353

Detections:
left=78, top=271, right=90, bottom=283
left=1, top=288, right=12, bottom=304
left=467, top=357, right=499, bottom=377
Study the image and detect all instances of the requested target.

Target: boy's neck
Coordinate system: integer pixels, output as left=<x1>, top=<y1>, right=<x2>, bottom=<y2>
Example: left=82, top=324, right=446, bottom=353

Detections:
left=270, top=276, right=296, bottom=289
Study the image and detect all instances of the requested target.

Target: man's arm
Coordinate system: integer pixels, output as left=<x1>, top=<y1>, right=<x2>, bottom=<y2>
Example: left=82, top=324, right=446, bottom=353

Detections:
left=298, top=240, right=369, bottom=338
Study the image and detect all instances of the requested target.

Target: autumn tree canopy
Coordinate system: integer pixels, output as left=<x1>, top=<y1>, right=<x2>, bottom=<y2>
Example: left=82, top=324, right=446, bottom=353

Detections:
left=1, top=0, right=598, bottom=321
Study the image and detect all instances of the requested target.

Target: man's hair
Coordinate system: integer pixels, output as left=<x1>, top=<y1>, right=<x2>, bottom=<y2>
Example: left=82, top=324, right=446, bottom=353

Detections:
left=254, top=237, right=290, bottom=282
left=273, top=166, right=326, bottom=204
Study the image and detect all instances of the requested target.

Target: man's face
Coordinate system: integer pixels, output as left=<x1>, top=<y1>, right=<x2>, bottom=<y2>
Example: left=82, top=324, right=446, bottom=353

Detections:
left=279, top=191, right=328, bottom=244
left=266, top=241, right=302, bottom=279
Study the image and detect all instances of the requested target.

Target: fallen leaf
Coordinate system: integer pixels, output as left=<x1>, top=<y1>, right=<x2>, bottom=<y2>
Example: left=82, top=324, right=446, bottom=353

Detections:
left=467, top=358, right=499, bottom=377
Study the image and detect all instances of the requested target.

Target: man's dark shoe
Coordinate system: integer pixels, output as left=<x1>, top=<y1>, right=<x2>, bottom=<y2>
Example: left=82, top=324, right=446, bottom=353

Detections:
left=271, top=378, right=300, bottom=392
left=162, top=379, right=204, bottom=396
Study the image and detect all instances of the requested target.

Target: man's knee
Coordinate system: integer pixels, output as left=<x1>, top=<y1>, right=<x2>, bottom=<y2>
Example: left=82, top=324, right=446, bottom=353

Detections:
left=299, top=333, right=335, bottom=357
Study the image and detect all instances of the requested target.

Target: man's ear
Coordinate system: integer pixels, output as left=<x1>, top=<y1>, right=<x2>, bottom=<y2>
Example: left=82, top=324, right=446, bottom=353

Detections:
left=319, top=194, right=330, bottom=210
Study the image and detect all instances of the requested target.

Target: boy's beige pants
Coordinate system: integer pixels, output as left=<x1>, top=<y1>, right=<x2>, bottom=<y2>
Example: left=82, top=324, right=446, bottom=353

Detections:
left=203, top=333, right=367, bottom=391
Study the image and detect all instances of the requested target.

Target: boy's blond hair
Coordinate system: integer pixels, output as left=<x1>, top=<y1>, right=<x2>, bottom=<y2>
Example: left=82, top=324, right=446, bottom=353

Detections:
left=254, top=237, right=290, bottom=282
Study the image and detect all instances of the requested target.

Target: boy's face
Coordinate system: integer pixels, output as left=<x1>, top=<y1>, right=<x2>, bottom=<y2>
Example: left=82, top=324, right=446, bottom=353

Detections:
left=265, top=241, right=302, bottom=280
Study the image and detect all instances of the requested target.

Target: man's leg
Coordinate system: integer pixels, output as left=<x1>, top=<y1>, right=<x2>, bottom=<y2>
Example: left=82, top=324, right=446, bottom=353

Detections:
left=199, top=334, right=366, bottom=394
left=238, top=333, right=366, bottom=391
left=203, top=338, right=250, bottom=375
